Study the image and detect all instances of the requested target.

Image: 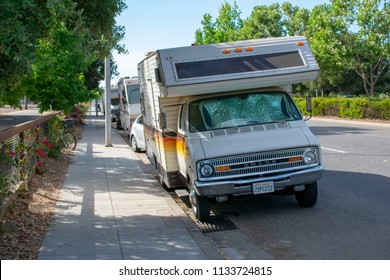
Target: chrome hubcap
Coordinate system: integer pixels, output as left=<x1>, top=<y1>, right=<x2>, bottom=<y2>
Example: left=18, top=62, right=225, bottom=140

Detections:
left=189, top=188, right=197, bottom=213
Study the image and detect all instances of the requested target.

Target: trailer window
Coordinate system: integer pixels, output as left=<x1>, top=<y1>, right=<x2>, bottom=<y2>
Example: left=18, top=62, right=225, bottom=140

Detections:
left=111, top=98, right=120, bottom=106
left=175, top=51, right=304, bottom=80
left=189, top=92, right=301, bottom=132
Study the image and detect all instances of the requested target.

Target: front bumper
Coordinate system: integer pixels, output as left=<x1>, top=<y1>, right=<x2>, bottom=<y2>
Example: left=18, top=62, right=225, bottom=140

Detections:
left=194, top=165, right=323, bottom=197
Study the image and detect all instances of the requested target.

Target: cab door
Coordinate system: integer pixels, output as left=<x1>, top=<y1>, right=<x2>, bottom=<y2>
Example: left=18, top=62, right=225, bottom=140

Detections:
left=176, top=105, right=188, bottom=177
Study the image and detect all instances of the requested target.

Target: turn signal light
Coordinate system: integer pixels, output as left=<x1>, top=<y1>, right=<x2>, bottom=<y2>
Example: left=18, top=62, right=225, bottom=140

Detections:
left=297, top=41, right=304, bottom=46
left=288, top=156, right=302, bottom=162
left=222, top=49, right=231, bottom=54
left=216, top=166, right=231, bottom=171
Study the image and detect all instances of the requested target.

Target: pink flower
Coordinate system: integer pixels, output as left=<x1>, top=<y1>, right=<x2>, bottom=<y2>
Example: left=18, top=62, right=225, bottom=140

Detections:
left=28, top=134, right=33, bottom=138
left=40, top=152, right=45, bottom=158
left=3, top=147, right=7, bottom=151
left=9, top=151, right=15, bottom=156
left=37, top=161, right=42, bottom=167
left=36, top=148, right=41, bottom=154
left=42, top=138, right=49, bottom=145
left=48, top=143, right=53, bottom=148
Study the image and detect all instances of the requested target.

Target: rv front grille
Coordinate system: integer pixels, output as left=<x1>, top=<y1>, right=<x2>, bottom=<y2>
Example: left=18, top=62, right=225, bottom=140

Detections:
left=197, top=147, right=319, bottom=181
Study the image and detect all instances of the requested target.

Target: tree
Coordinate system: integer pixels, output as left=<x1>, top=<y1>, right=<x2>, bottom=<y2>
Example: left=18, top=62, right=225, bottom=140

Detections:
left=307, top=0, right=390, bottom=96
left=193, top=0, right=389, bottom=96
left=281, top=2, right=310, bottom=36
left=76, top=0, right=127, bottom=57
left=345, top=0, right=390, bottom=96
left=0, top=0, right=127, bottom=110
left=0, top=0, right=48, bottom=106
left=239, top=3, right=284, bottom=40
left=195, top=14, right=216, bottom=44
left=28, top=0, right=98, bottom=112
left=84, top=58, right=119, bottom=91
left=195, top=1, right=243, bottom=44
left=306, top=2, right=351, bottom=95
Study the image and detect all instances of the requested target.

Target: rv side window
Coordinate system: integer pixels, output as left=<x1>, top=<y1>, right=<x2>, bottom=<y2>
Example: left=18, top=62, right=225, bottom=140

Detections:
left=188, top=92, right=301, bottom=132
left=129, top=88, right=141, bottom=104
left=175, top=51, right=305, bottom=80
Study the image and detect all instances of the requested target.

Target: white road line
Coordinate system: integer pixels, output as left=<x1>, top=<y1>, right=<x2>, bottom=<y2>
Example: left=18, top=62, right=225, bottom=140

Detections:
left=321, top=147, right=348, bottom=154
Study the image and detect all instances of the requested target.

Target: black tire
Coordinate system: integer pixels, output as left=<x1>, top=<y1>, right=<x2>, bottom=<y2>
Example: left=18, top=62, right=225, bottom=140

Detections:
left=131, top=135, right=140, bottom=152
left=64, top=131, right=77, bottom=150
left=295, top=182, right=318, bottom=207
left=116, top=117, right=122, bottom=129
left=189, top=186, right=210, bottom=221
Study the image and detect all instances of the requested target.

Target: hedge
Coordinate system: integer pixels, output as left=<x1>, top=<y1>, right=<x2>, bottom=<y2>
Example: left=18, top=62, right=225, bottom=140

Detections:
left=293, top=97, right=390, bottom=121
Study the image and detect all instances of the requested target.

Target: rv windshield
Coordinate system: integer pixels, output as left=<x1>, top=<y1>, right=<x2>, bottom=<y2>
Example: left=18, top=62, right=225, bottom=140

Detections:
left=126, top=85, right=141, bottom=104
left=188, top=92, right=301, bottom=132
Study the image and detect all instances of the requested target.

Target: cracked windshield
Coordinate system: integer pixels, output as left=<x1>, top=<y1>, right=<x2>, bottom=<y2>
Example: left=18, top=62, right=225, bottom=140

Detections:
left=189, top=92, right=301, bottom=132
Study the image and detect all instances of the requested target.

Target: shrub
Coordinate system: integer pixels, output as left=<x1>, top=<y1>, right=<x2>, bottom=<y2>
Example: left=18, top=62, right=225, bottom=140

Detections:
left=365, top=99, right=390, bottom=120
left=339, top=98, right=367, bottom=119
left=312, top=98, right=340, bottom=116
left=293, top=97, right=390, bottom=121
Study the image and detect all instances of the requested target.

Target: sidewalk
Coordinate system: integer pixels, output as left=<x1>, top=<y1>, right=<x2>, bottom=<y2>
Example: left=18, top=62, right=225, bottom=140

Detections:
left=38, top=114, right=222, bottom=260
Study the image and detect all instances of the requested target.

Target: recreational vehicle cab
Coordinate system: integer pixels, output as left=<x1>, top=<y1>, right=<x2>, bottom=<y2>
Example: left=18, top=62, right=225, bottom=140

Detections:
left=138, top=36, right=323, bottom=221
left=117, top=77, right=141, bottom=135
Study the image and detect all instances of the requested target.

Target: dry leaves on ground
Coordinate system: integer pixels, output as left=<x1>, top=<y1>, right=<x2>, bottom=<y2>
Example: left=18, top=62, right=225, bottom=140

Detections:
left=0, top=152, right=72, bottom=260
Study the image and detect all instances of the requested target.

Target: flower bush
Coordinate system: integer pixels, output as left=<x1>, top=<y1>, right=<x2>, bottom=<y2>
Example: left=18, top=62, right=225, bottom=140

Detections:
left=0, top=115, right=66, bottom=204
left=65, top=103, right=89, bottom=125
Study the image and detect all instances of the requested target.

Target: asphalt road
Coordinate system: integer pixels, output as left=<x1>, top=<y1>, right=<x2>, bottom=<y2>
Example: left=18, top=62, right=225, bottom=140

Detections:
left=0, top=107, right=41, bottom=133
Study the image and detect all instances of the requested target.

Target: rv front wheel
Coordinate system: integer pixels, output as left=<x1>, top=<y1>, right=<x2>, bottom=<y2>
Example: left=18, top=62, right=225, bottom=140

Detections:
left=295, top=182, right=318, bottom=207
left=189, top=187, right=210, bottom=221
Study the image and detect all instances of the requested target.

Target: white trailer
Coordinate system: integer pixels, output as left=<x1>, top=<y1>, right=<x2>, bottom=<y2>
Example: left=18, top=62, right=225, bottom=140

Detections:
left=138, top=36, right=323, bottom=221
left=117, top=77, right=141, bottom=134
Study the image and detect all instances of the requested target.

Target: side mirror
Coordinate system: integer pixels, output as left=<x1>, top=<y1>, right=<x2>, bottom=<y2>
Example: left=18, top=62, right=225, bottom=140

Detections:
left=305, top=96, right=312, bottom=121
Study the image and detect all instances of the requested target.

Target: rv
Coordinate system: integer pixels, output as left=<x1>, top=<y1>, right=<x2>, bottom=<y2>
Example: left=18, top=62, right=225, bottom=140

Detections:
left=117, top=77, right=141, bottom=134
left=101, top=87, right=120, bottom=122
left=138, top=36, right=323, bottom=221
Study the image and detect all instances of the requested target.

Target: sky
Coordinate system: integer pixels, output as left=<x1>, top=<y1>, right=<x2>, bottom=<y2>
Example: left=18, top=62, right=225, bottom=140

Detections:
left=112, top=0, right=329, bottom=83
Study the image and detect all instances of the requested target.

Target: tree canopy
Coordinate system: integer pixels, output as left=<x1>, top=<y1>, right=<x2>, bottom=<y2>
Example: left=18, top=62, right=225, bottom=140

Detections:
left=194, top=0, right=390, bottom=97
left=0, top=0, right=126, bottom=112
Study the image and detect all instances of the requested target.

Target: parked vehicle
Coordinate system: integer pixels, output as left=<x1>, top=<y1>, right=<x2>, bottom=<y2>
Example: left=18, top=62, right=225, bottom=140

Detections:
left=101, top=87, right=120, bottom=122
left=138, top=36, right=323, bottom=221
left=116, top=77, right=141, bottom=134
left=130, top=115, right=145, bottom=152
left=110, top=88, right=120, bottom=122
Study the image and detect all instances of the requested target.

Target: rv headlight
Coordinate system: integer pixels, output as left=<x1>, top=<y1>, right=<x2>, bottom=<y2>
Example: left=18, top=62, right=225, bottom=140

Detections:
left=303, top=150, right=316, bottom=164
left=199, top=162, right=215, bottom=178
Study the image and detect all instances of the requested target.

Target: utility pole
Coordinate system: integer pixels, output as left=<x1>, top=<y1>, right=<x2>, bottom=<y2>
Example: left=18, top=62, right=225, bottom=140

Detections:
left=105, top=57, right=113, bottom=147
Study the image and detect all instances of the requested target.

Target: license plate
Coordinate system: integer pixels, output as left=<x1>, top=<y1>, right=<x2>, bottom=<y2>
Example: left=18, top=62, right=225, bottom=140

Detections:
left=253, top=181, right=274, bottom=194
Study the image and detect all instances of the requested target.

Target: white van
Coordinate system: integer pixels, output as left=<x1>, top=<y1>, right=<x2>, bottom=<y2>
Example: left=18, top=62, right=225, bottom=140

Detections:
left=138, top=36, right=323, bottom=220
left=117, top=77, right=141, bottom=135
